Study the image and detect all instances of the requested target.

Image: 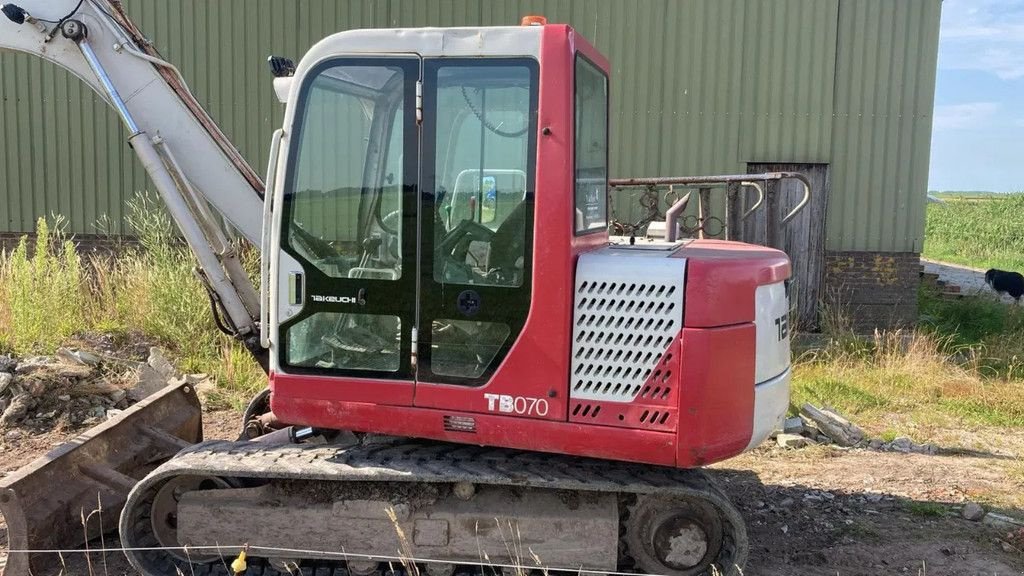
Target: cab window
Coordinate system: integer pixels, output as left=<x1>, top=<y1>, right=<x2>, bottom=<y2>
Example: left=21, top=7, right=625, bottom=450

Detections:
left=574, top=56, right=609, bottom=234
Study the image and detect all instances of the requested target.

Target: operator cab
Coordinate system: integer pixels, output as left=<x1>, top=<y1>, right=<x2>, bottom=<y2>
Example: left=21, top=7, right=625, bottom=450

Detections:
left=269, top=23, right=605, bottom=395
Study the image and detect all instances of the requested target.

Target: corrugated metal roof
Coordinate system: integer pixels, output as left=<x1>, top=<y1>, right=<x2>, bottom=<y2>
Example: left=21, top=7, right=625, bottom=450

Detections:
left=0, top=0, right=940, bottom=252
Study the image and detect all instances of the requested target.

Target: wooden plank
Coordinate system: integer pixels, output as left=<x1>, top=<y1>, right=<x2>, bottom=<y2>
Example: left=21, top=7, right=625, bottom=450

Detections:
left=748, top=163, right=830, bottom=330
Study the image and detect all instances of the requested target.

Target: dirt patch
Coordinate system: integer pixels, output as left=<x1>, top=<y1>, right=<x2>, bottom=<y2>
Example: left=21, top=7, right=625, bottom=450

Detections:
left=716, top=438, right=1024, bottom=575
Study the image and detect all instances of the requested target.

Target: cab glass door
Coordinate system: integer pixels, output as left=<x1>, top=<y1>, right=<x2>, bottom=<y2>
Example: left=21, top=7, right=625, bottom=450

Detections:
left=419, top=59, right=538, bottom=386
left=278, top=58, right=419, bottom=379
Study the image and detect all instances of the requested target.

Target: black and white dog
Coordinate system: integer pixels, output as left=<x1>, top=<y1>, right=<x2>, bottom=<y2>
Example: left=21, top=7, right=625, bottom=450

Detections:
left=985, top=269, right=1024, bottom=302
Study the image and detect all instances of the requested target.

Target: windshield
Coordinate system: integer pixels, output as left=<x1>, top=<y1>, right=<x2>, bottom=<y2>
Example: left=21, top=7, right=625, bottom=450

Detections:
left=284, top=63, right=406, bottom=281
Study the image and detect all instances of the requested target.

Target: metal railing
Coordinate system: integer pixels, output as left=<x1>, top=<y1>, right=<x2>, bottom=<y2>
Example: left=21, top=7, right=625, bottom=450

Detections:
left=609, top=172, right=811, bottom=245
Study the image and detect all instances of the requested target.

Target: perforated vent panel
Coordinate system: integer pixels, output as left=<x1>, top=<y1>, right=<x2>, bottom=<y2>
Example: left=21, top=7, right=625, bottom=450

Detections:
left=570, top=248, right=686, bottom=403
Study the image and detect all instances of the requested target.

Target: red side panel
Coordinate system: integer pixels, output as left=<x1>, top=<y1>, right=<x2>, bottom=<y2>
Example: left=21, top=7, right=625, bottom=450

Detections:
left=272, top=379, right=677, bottom=467
left=270, top=374, right=414, bottom=406
left=675, top=239, right=790, bottom=328
left=675, top=324, right=756, bottom=466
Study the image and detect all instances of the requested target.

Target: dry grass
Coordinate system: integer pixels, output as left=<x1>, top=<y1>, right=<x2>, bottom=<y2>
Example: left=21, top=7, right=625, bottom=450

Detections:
left=794, top=327, right=1024, bottom=439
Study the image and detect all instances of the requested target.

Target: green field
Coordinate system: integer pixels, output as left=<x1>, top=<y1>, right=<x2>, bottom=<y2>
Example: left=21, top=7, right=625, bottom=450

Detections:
left=924, top=192, right=1024, bottom=272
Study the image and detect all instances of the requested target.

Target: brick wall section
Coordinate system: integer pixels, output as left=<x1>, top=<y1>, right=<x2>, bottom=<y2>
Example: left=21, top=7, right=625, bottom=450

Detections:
left=823, top=251, right=920, bottom=332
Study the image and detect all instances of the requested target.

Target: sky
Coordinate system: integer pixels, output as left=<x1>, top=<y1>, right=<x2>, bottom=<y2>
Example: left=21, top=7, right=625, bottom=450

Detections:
left=929, top=0, right=1024, bottom=192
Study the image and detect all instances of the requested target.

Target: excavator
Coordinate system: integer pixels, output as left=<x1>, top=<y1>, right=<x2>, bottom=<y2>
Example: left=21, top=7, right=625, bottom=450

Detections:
left=0, top=2, right=812, bottom=575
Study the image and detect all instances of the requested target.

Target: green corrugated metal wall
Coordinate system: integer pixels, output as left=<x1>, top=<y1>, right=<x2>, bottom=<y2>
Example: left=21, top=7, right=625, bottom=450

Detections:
left=0, top=0, right=940, bottom=252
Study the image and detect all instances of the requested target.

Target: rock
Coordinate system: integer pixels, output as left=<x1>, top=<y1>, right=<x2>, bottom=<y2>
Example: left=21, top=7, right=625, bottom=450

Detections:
left=0, top=394, right=33, bottom=427
left=1000, top=540, right=1019, bottom=554
left=190, top=375, right=217, bottom=398
left=868, top=438, right=883, bottom=450
left=57, top=394, right=71, bottom=402
left=106, top=408, right=124, bottom=420
left=889, top=437, right=914, bottom=453
left=108, top=389, right=127, bottom=403
left=777, top=433, right=810, bottom=449
left=0, top=372, right=12, bottom=395
left=983, top=512, right=1024, bottom=530
left=54, top=363, right=93, bottom=380
left=962, top=502, right=986, bottom=521
left=147, top=347, right=181, bottom=380
left=0, top=355, right=16, bottom=373
left=88, top=406, right=106, bottom=419
left=25, top=380, right=47, bottom=397
left=783, top=416, right=805, bottom=434
left=17, top=356, right=91, bottom=381
left=56, top=347, right=101, bottom=367
left=4, top=429, right=22, bottom=441
left=778, top=497, right=795, bottom=508
left=185, top=373, right=210, bottom=385
left=14, top=357, right=52, bottom=375
left=129, top=364, right=171, bottom=402
left=910, top=442, right=939, bottom=455
left=800, top=404, right=865, bottom=447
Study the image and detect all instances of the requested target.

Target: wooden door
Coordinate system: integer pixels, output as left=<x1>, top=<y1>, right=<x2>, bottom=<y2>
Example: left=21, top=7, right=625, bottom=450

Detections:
left=744, top=163, right=830, bottom=330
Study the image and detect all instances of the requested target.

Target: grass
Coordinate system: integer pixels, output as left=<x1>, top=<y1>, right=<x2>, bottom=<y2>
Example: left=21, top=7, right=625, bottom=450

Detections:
left=0, top=217, right=85, bottom=353
left=924, top=192, right=1024, bottom=272
left=918, top=286, right=1024, bottom=379
left=792, top=294, right=1024, bottom=435
left=903, top=501, right=948, bottom=518
left=0, top=195, right=265, bottom=407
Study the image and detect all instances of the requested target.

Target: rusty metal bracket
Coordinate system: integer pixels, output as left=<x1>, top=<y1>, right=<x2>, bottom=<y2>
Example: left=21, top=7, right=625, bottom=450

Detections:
left=0, top=381, right=202, bottom=576
left=609, top=171, right=812, bottom=241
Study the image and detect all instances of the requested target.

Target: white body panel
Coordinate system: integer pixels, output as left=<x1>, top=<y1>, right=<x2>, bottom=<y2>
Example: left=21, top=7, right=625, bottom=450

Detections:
left=748, top=281, right=791, bottom=450
left=569, top=246, right=686, bottom=403
left=746, top=367, right=791, bottom=450
left=754, top=281, right=791, bottom=384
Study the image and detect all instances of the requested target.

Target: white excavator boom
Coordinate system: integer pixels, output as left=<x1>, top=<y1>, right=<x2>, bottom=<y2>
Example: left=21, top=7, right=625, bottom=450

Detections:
left=0, top=0, right=265, bottom=343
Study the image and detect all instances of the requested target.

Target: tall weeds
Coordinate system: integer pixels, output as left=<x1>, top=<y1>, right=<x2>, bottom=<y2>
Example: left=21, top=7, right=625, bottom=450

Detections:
left=0, top=217, right=85, bottom=354
left=0, top=195, right=264, bottom=403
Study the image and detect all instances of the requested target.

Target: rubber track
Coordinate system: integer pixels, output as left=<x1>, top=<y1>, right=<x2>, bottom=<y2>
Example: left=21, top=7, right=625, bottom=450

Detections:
left=120, top=438, right=747, bottom=576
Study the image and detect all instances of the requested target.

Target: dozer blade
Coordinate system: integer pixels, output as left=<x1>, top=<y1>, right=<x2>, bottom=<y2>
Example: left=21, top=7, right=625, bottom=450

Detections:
left=0, top=381, right=202, bottom=576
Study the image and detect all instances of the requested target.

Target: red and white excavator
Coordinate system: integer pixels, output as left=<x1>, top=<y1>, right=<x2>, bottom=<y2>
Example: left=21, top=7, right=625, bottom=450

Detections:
left=0, top=2, right=811, bottom=575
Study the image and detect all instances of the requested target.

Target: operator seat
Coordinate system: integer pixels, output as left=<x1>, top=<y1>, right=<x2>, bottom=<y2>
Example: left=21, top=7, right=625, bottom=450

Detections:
left=489, top=199, right=527, bottom=278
